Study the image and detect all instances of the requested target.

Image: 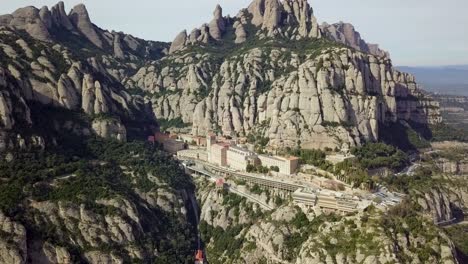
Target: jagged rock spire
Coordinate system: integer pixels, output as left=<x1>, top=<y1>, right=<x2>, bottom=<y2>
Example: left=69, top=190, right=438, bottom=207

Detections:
left=39, top=6, right=53, bottom=29
left=2, top=6, right=52, bottom=42
left=234, top=22, right=247, bottom=44
left=262, top=0, right=281, bottom=34
left=283, top=0, right=311, bottom=37
left=50, top=1, right=74, bottom=30
left=248, top=0, right=266, bottom=27
left=321, top=22, right=388, bottom=57
left=245, top=0, right=320, bottom=39
left=169, top=30, right=187, bottom=54
left=69, top=4, right=103, bottom=48
left=209, top=4, right=226, bottom=40
left=0, top=1, right=77, bottom=42
left=166, top=0, right=384, bottom=55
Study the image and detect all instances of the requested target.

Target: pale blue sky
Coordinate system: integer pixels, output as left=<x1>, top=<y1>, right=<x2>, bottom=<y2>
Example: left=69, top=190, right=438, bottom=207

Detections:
left=1, top=0, right=467, bottom=66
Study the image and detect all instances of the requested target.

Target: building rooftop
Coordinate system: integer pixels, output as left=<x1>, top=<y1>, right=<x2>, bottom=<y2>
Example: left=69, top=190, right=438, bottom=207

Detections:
left=163, top=139, right=185, bottom=145
left=294, top=188, right=316, bottom=195
left=212, top=143, right=230, bottom=149
left=259, top=154, right=299, bottom=162
left=229, top=145, right=255, bottom=155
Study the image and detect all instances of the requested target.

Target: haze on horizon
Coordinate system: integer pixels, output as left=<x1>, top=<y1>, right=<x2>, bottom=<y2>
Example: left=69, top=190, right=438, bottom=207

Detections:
left=1, top=0, right=467, bottom=67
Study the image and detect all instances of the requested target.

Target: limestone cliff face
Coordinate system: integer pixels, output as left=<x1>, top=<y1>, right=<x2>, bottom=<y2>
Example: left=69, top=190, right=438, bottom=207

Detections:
left=128, top=45, right=441, bottom=150
left=1, top=0, right=441, bottom=150
left=0, top=212, right=27, bottom=263
left=0, top=160, right=195, bottom=264
left=417, top=188, right=455, bottom=224
left=0, top=25, right=156, bottom=145
left=0, top=2, right=168, bottom=61
left=320, top=22, right=389, bottom=58
left=0, top=2, right=169, bottom=145
left=130, top=0, right=442, bottom=150
left=169, top=0, right=321, bottom=54
left=0, top=66, right=35, bottom=151
left=92, top=118, right=127, bottom=142
left=415, top=174, right=468, bottom=224
left=0, top=7, right=52, bottom=42
left=69, top=4, right=103, bottom=49
left=436, top=158, right=468, bottom=175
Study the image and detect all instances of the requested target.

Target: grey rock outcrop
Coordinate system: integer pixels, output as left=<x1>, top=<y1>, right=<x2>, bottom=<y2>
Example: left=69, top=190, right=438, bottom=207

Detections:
left=130, top=44, right=441, bottom=150
left=81, top=75, right=110, bottom=115
left=0, top=66, right=33, bottom=149
left=50, top=1, right=74, bottom=30
left=321, top=22, right=389, bottom=57
left=189, top=29, right=201, bottom=44
left=0, top=212, right=27, bottom=264
left=248, top=0, right=266, bottom=27
left=234, top=22, right=247, bottom=44
left=0, top=91, right=14, bottom=130
left=169, top=30, right=187, bottom=54
left=417, top=188, right=458, bottom=224
left=0, top=26, right=159, bottom=145
left=92, top=118, right=127, bottom=142
left=113, top=33, right=125, bottom=59
left=1, top=2, right=165, bottom=63
left=84, top=252, right=123, bottom=264
left=167, top=0, right=322, bottom=52
left=261, top=0, right=282, bottom=35
left=0, top=6, right=52, bottom=42
left=0, top=188, right=193, bottom=263
left=69, top=4, right=103, bottom=48
left=252, top=0, right=321, bottom=39
left=208, top=5, right=226, bottom=41
left=436, top=158, right=468, bottom=175
left=3, top=0, right=430, bottom=152
left=166, top=1, right=394, bottom=55
left=39, top=6, right=52, bottom=29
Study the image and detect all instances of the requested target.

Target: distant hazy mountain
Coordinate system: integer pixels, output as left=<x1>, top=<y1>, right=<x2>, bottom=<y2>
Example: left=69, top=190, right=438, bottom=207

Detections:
left=397, top=65, right=468, bottom=96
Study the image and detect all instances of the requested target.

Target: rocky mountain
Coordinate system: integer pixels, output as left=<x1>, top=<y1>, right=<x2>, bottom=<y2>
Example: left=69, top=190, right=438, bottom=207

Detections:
left=0, top=0, right=460, bottom=263
left=195, top=177, right=459, bottom=264
left=0, top=4, right=196, bottom=262
left=0, top=2, right=171, bottom=150
left=191, top=143, right=468, bottom=264
left=0, top=2, right=167, bottom=61
left=0, top=138, right=197, bottom=263
left=320, top=22, right=389, bottom=58
left=126, top=0, right=441, bottom=150
left=0, top=0, right=441, bottom=151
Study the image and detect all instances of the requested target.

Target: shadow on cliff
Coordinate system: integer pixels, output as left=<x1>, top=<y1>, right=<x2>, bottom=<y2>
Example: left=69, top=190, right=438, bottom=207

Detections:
left=378, top=78, right=438, bottom=152
left=379, top=121, right=432, bottom=152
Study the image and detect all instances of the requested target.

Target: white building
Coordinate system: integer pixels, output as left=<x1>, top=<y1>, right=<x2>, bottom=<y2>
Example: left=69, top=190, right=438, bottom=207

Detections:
left=292, top=188, right=317, bottom=207
left=210, top=143, right=228, bottom=167
left=204, top=134, right=299, bottom=175
left=258, top=155, right=299, bottom=175
left=316, top=190, right=359, bottom=213
left=226, top=146, right=257, bottom=171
